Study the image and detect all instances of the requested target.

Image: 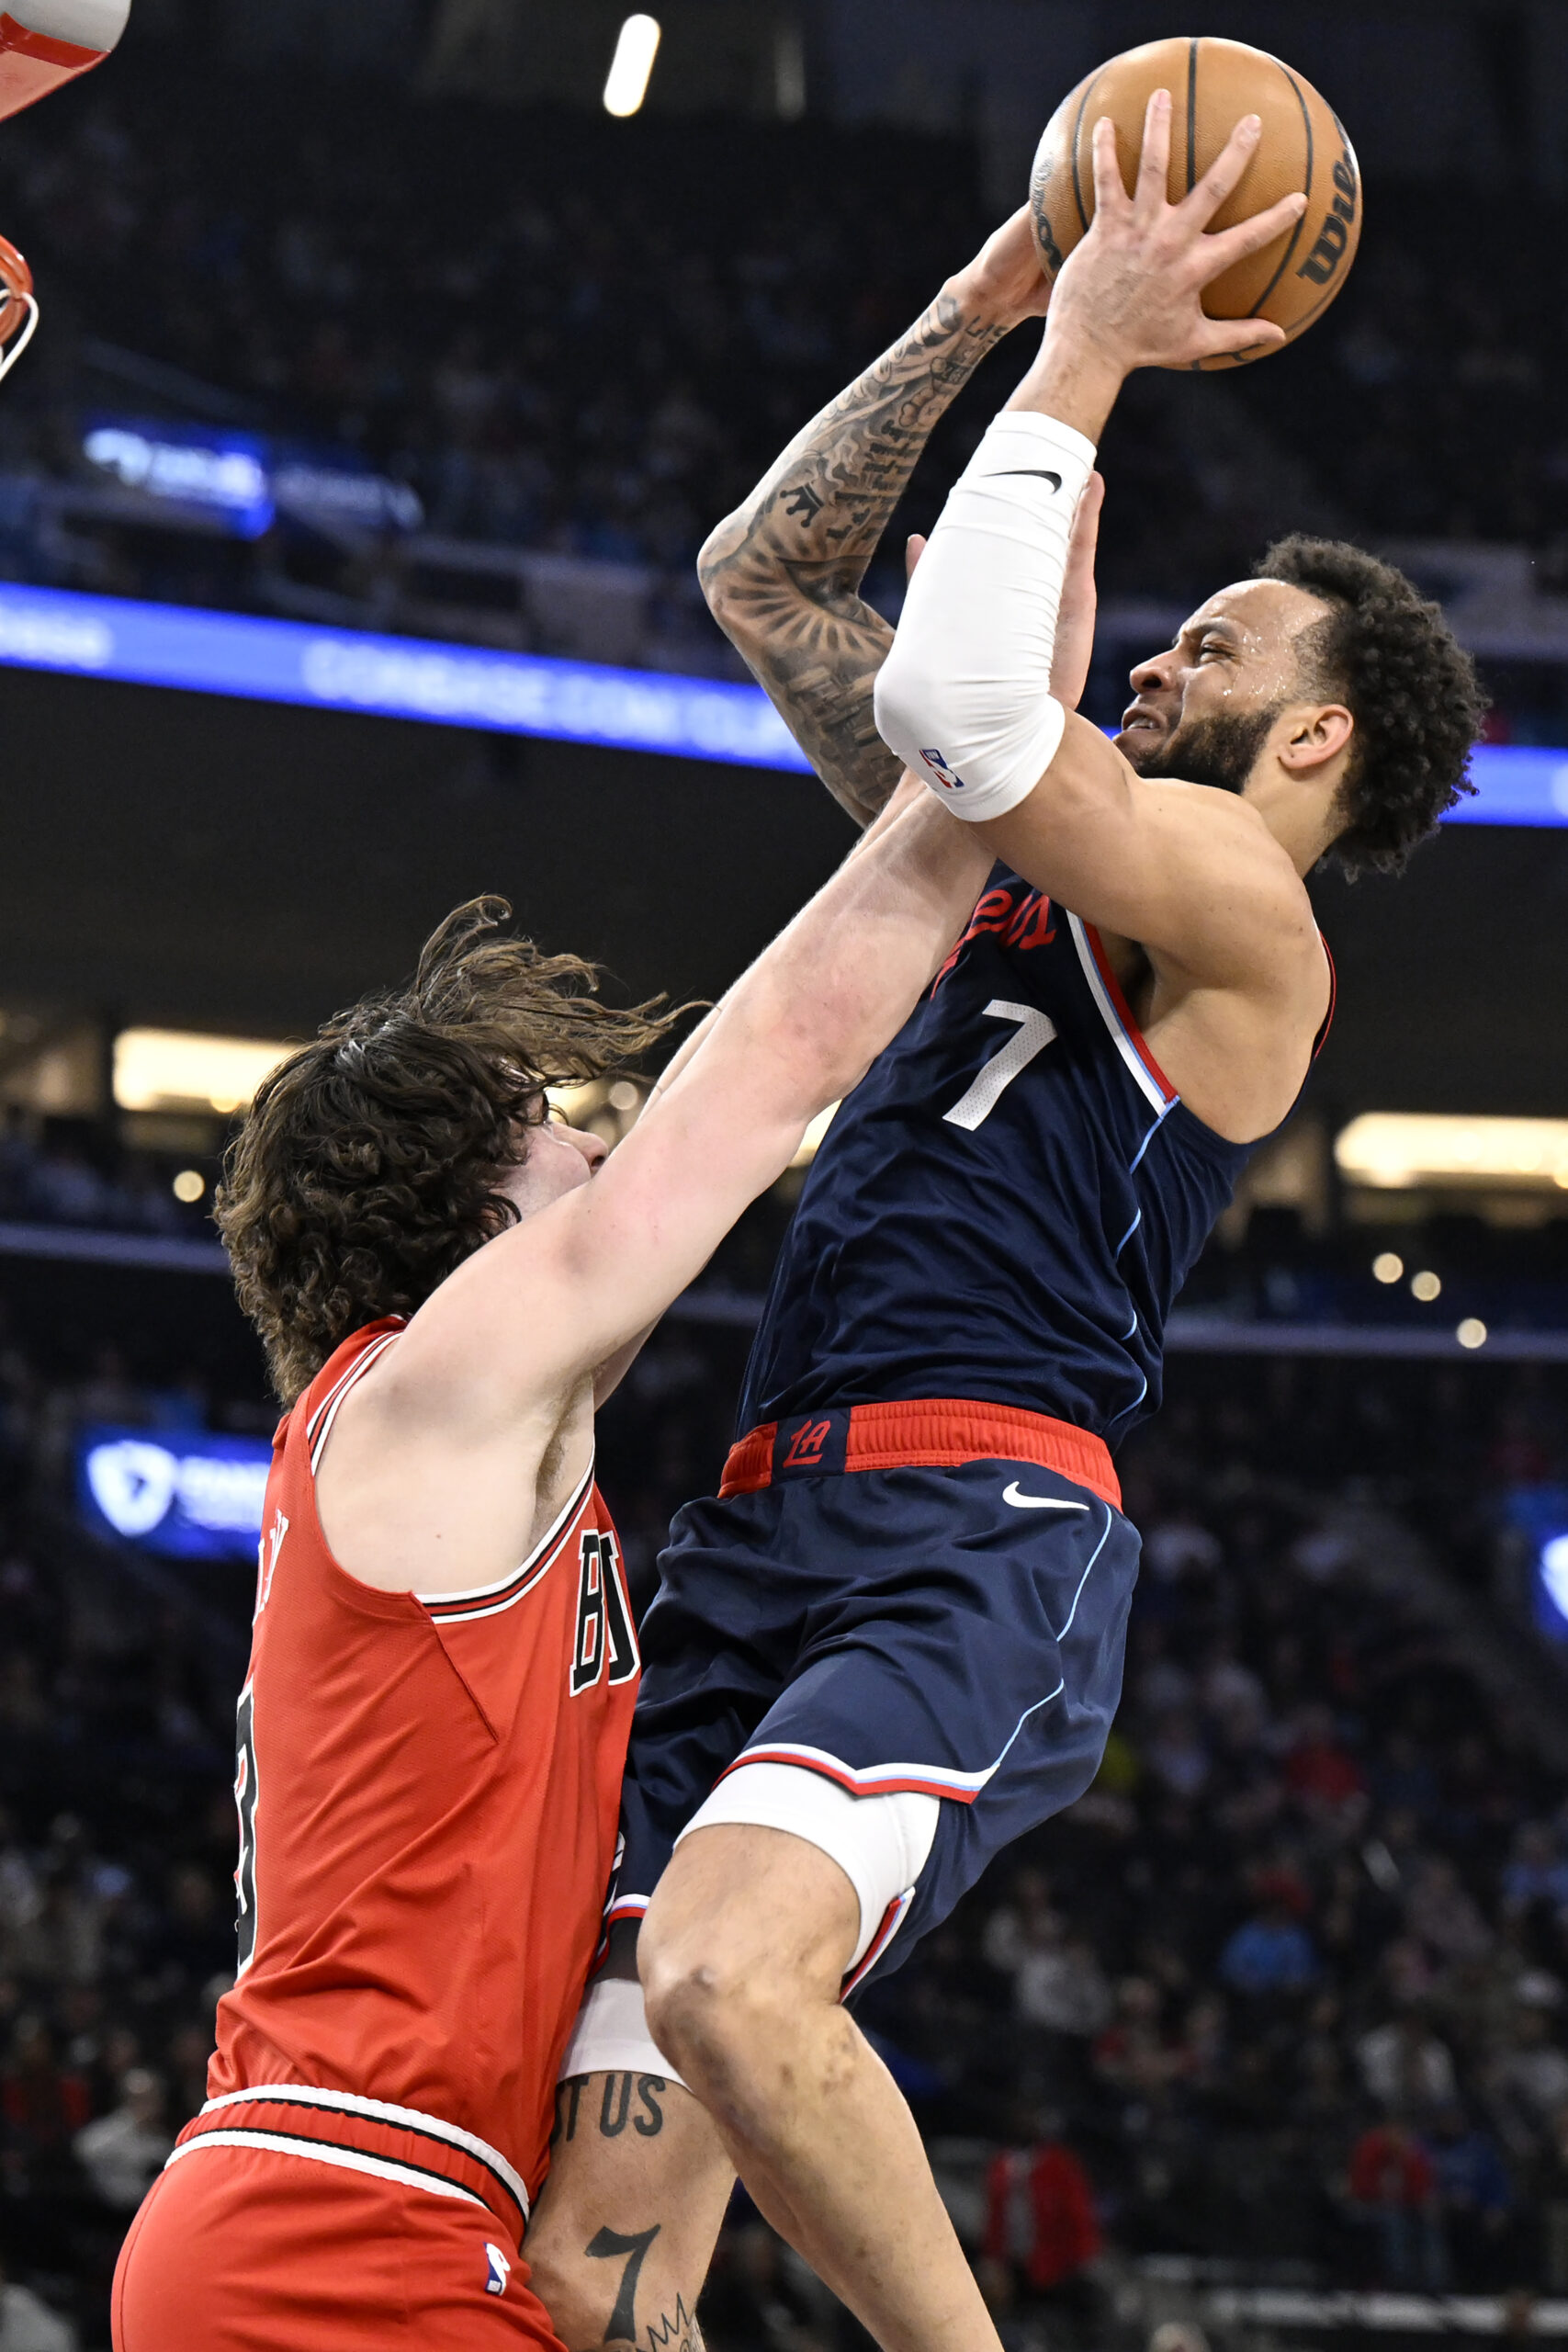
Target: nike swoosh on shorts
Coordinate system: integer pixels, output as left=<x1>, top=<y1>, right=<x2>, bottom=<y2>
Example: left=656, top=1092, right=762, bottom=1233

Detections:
left=986, top=469, right=1063, bottom=490
left=1002, top=1481, right=1089, bottom=1511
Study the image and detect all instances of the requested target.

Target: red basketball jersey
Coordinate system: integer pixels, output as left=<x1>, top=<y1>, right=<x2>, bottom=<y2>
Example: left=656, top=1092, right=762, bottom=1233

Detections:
left=188, top=1320, right=638, bottom=2238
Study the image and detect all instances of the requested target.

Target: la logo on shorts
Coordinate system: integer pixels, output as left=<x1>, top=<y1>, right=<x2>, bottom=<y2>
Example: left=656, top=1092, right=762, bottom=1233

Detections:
left=485, top=2244, right=512, bottom=2297
left=919, top=749, right=965, bottom=792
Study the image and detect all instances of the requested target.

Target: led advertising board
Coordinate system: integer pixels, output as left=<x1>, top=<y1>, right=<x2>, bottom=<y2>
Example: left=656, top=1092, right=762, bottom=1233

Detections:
left=78, top=1423, right=269, bottom=1563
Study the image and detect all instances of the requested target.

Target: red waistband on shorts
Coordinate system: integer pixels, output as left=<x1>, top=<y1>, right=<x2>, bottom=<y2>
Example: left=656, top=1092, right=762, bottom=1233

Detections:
left=718, top=1398, right=1121, bottom=1513
left=175, top=2087, right=528, bottom=2235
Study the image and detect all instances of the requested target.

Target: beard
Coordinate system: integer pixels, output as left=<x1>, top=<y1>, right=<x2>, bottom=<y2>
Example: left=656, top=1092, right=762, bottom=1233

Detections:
left=1123, top=703, right=1282, bottom=797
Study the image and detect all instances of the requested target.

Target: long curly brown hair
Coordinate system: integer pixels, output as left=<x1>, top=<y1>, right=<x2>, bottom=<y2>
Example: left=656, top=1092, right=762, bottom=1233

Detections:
left=217, top=898, right=683, bottom=1406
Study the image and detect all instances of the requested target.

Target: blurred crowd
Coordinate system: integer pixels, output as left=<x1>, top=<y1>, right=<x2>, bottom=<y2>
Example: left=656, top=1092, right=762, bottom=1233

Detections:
left=0, top=1269, right=1561, bottom=2345
left=0, top=1114, right=210, bottom=1243
left=0, top=50, right=1558, bottom=731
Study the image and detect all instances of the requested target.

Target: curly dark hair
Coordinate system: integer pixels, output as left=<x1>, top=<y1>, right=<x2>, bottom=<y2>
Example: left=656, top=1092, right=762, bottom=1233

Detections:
left=1256, top=536, right=1485, bottom=876
left=216, top=898, right=683, bottom=1406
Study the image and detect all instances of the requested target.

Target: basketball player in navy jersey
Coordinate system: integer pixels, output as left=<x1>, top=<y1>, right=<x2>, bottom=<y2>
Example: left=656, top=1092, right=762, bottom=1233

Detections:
left=525, top=99, right=1484, bottom=2352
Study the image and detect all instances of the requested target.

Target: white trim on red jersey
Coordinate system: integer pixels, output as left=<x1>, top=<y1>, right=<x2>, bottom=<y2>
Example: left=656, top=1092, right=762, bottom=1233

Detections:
left=198, top=2082, right=530, bottom=2219
left=307, top=1327, right=403, bottom=1474
left=166, top=2128, right=491, bottom=2210
left=417, top=1459, right=594, bottom=1624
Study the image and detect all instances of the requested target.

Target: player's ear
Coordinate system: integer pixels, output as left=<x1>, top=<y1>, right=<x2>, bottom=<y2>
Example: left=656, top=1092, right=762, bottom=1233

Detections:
left=1280, top=704, right=1353, bottom=775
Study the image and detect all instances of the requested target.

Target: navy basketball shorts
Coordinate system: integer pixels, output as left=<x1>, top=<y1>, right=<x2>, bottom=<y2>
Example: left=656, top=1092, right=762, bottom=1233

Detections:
left=610, top=1398, right=1141, bottom=1993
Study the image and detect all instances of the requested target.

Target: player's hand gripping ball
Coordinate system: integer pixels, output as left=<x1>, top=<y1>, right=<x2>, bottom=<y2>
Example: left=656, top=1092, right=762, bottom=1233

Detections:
left=1031, top=35, right=1360, bottom=369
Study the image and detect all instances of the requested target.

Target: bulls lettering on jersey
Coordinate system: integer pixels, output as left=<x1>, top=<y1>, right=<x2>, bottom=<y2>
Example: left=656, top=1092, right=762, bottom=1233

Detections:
left=741, top=867, right=1268, bottom=1444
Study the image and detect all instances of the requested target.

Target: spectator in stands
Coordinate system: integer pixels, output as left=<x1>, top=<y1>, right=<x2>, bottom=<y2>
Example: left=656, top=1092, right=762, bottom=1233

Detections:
left=982, top=2111, right=1103, bottom=2317
left=0, top=2017, right=89, bottom=2199
left=1406, top=1856, right=1494, bottom=1969
left=1357, top=2009, right=1458, bottom=2114
left=1282, top=1703, right=1367, bottom=1822
left=73, top=2066, right=171, bottom=2212
left=1220, top=1899, right=1318, bottom=1999
left=1348, top=2120, right=1446, bottom=2290
left=1421, top=2105, right=1514, bottom=2290
left=1504, top=1826, right=1568, bottom=1922
left=1487, top=2003, right=1568, bottom=2155
left=0, top=2256, right=76, bottom=2352
left=1012, top=1920, right=1113, bottom=2041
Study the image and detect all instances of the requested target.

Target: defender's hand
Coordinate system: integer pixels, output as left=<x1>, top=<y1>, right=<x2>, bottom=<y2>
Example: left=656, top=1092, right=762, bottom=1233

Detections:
left=1048, top=470, right=1103, bottom=712
left=1047, top=90, right=1307, bottom=376
left=949, top=204, right=1052, bottom=331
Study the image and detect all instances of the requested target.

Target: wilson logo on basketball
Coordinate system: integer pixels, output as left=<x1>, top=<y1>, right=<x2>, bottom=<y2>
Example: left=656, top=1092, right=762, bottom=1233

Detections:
left=1296, top=145, right=1359, bottom=288
left=783, top=1419, right=832, bottom=1470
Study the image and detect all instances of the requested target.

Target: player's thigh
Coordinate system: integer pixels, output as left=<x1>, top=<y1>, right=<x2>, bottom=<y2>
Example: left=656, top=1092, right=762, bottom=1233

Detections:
left=526, top=2071, right=733, bottom=2352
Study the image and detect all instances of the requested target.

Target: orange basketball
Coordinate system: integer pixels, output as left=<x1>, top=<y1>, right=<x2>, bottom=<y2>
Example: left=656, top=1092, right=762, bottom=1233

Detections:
left=1030, top=36, right=1361, bottom=370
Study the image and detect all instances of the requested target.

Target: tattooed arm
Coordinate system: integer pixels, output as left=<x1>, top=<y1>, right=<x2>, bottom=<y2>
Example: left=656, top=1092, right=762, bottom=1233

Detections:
left=699, top=207, right=1051, bottom=826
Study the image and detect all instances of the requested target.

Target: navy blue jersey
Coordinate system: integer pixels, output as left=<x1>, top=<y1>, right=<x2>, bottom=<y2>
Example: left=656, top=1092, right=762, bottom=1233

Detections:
left=739, top=866, right=1255, bottom=1444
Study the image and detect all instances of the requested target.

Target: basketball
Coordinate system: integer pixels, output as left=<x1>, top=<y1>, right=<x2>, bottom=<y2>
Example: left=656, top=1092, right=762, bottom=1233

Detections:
left=1030, top=36, right=1361, bottom=369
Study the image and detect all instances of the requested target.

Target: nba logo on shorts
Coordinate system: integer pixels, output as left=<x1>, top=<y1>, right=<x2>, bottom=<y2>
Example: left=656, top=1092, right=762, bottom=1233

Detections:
left=485, top=2244, right=512, bottom=2296
left=919, top=749, right=965, bottom=793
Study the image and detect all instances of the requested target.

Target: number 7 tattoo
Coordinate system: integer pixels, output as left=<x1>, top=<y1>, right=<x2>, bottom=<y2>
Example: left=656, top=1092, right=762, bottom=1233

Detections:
left=586, top=2223, right=660, bottom=2346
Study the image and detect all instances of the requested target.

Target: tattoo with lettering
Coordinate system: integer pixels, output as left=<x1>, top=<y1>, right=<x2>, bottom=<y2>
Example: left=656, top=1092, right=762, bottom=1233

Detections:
left=699, top=290, right=1016, bottom=825
left=552, top=2074, right=668, bottom=2146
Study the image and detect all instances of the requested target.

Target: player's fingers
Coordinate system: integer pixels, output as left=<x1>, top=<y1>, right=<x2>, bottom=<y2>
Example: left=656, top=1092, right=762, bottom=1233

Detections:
left=1193, top=314, right=1289, bottom=363
left=1068, top=470, right=1105, bottom=561
left=1133, top=87, right=1172, bottom=213
left=1178, top=112, right=1263, bottom=229
left=905, top=532, right=928, bottom=580
left=1089, top=114, right=1131, bottom=219
left=1198, top=190, right=1309, bottom=284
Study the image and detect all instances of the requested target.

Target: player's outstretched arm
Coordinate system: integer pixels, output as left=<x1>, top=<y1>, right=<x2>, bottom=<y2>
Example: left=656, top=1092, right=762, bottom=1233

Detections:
left=378, top=797, right=994, bottom=1421
left=698, top=209, right=1049, bottom=825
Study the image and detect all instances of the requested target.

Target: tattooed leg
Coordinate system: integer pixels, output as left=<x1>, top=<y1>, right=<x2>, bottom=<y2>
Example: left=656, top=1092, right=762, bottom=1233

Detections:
left=699, top=206, right=1051, bottom=827
left=641, top=1825, right=1004, bottom=2352
left=525, top=2058, right=732, bottom=2352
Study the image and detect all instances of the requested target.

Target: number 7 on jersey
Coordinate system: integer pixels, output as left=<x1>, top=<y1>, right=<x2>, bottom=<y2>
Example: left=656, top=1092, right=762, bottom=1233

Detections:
left=943, top=999, right=1058, bottom=1132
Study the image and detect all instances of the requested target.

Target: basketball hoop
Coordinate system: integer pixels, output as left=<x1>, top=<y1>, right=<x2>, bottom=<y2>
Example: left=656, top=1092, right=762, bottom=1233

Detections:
left=0, top=233, right=38, bottom=384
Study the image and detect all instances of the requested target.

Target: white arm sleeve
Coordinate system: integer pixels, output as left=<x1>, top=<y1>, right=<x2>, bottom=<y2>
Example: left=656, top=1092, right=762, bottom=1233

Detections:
left=873, top=409, right=1097, bottom=822
left=12, top=0, right=130, bottom=49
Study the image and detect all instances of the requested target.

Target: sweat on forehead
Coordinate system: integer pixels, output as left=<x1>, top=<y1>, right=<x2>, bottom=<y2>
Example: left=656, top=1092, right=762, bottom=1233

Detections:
left=1182, top=578, right=1337, bottom=646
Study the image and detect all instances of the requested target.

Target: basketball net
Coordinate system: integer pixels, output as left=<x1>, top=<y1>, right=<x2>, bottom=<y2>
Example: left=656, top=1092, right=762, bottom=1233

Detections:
left=0, top=233, right=38, bottom=383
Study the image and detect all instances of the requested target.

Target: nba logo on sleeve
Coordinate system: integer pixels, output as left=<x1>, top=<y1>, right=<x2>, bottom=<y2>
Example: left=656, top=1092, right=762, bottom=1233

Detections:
left=919, top=749, right=965, bottom=793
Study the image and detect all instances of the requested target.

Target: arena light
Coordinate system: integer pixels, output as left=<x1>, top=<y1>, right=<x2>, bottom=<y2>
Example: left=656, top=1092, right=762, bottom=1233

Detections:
left=604, top=15, right=660, bottom=116
left=114, top=1028, right=291, bottom=1117
left=1336, top=1114, right=1568, bottom=1191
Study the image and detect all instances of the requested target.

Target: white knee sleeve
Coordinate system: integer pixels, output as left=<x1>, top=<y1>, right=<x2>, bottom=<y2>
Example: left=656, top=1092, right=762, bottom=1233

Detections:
left=677, top=1761, right=940, bottom=1969
left=873, top=409, right=1097, bottom=822
left=558, top=1975, right=689, bottom=2090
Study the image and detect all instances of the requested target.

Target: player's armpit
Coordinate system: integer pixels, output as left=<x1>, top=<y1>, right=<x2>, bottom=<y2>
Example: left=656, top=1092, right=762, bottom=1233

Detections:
left=525, top=2073, right=733, bottom=2352
left=979, top=709, right=1324, bottom=998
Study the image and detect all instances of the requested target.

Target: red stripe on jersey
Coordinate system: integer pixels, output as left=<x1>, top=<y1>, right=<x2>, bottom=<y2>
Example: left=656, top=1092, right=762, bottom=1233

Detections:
left=1082, top=925, right=1178, bottom=1104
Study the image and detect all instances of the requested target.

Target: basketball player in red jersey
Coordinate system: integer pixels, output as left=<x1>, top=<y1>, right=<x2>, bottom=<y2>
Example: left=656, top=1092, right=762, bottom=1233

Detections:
left=524, top=101, right=1482, bottom=2352
left=111, top=794, right=998, bottom=2345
